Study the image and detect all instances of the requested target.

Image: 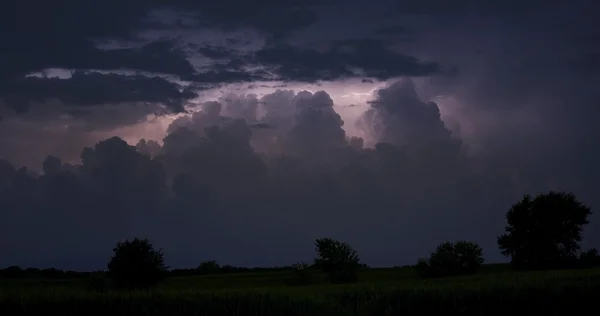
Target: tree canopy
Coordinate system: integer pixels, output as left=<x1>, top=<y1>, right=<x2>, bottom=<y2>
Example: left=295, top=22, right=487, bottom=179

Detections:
left=416, top=241, right=484, bottom=278
left=314, top=238, right=361, bottom=284
left=107, top=238, right=168, bottom=289
left=497, top=191, right=592, bottom=270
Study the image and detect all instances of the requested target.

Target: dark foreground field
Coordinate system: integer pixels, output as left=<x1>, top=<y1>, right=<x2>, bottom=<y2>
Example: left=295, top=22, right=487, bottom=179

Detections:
left=1, top=264, right=599, bottom=316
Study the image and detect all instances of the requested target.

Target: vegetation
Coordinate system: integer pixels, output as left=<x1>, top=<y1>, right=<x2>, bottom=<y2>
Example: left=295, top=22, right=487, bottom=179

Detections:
left=579, top=248, right=600, bottom=268
left=314, top=238, right=361, bottom=284
left=1, top=267, right=599, bottom=316
left=497, top=191, right=592, bottom=270
left=196, top=260, right=221, bottom=274
left=107, top=238, right=168, bottom=289
left=416, top=241, right=484, bottom=278
left=1, top=190, right=599, bottom=315
left=283, top=262, right=313, bottom=286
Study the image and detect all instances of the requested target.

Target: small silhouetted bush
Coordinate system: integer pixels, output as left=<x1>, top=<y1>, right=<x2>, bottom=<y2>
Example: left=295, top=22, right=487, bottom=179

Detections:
left=416, top=241, right=484, bottom=278
left=196, top=260, right=221, bottom=274
left=107, top=238, right=168, bottom=290
left=314, top=237, right=360, bottom=284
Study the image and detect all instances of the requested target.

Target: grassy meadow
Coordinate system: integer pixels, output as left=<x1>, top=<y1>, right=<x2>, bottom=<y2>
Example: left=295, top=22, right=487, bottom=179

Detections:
left=1, top=264, right=599, bottom=316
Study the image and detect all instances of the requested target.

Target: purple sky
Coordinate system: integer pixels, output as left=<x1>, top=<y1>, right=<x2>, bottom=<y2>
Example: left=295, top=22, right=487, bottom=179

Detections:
left=0, top=0, right=599, bottom=270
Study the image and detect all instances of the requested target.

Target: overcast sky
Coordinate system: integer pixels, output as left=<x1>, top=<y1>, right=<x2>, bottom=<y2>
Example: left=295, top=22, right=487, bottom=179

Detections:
left=1, top=0, right=599, bottom=270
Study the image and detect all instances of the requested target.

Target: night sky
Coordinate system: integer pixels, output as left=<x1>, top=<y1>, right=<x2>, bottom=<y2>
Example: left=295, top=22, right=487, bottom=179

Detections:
left=0, top=0, right=599, bottom=271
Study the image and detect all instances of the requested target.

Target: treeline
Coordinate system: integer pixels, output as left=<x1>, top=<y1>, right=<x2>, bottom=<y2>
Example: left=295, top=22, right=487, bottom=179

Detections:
left=0, top=264, right=296, bottom=280
left=2, top=191, right=600, bottom=288
left=0, top=267, right=90, bottom=279
left=170, top=264, right=292, bottom=277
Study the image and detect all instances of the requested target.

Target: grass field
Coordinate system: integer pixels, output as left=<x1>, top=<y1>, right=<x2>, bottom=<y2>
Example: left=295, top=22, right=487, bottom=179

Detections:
left=1, top=264, right=599, bottom=316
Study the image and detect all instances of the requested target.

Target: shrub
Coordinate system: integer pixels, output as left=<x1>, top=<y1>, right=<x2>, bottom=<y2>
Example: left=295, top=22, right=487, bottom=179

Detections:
left=416, top=241, right=484, bottom=278
left=197, top=260, right=221, bottom=274
left=314, top=238, right=360, bottom=284
left=106, top=238, right=168, bottom=289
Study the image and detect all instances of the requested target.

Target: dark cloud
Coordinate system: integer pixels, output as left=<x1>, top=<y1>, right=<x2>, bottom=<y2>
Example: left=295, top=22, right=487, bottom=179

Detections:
left=175, top=0, right=327, bottom=39
left=1, top=71, right=197, bottom=114
left=1, top=2, right=199, bottom=118
left=387, top=0, right=564, bottom=15
left=196, top=45, right=243, bottom=60
left=374, top=25, right=418, bottom=42
left=375, top=25, right=413, bottom=35
left=1, top=0, right=152, bottom=79
left=0, top=0, right=342, bottom=122
left=0, top=0, right=333, bottom=80
left=77, top=41, right=197, bottom=78
left=6, top=40, right=196, bottom=81
left=253, top=40, right=443, bottom=82
left=189, top=71, right=261, bottom=86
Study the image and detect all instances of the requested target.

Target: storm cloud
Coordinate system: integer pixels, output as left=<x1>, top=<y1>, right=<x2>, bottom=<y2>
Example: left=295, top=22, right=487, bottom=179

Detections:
left=0, top=0, right=598, bottom=270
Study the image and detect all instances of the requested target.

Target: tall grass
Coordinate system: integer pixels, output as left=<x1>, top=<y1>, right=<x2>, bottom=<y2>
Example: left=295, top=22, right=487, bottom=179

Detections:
left=1, top=268, right=599, bottom=316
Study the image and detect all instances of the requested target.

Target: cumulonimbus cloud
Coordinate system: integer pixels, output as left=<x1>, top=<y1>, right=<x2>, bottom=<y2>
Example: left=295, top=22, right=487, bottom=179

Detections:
left=4, top=79, right=593, bottom=271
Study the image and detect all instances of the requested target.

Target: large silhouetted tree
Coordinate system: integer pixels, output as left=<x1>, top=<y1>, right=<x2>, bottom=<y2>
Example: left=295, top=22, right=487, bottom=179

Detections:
left=497, top=191, right=592, bottom=270
left=314, top=238, right=360, bottom=284
left=107, top=238, right=168, bottom=289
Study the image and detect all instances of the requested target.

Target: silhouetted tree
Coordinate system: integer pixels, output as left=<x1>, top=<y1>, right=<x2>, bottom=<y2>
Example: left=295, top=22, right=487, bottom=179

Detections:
left=314, top=238, right=360, bottom=284
left=107, top=238, right=168, bottom=289
left=497, top=191, right=592, bottom=270
left=415, top=241, right=484, bottom=278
